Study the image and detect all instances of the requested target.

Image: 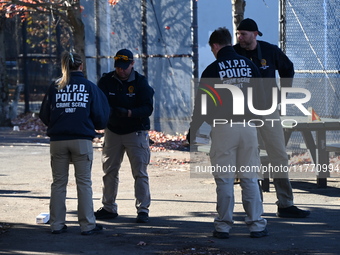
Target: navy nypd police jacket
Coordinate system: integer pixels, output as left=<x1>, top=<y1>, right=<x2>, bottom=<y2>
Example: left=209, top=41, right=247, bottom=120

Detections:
left=98, top=69, right=154, bottom=135
left=189, top=46, right=267, bottom=136
left=39, top=71, right=110, bottom=141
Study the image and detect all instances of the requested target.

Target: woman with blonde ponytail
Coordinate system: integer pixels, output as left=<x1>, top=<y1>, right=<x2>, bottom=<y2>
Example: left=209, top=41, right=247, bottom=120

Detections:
left=39, top=51, right=110, bottom=235
left=56, top=52, right=83, bottom=90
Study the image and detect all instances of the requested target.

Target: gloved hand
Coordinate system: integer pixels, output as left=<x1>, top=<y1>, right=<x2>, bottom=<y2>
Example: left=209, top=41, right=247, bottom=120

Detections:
left=115, top=107, right=129, bottom=117
left=186, top=129, right=191, bottom=144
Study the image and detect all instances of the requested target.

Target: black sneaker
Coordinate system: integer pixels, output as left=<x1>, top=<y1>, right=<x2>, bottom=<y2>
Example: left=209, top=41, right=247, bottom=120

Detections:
left=51, top=225, right=67, bottom=234
left=213, top=230, right=229, bottom=239
left=136, top=212, right=149, bottom=223
left=94, top=207, right=118, bottom=219
left=81, top=224, right=103, bottom=236
left=250, top=228, right=269, bottom=238
left=277, top=206, right=310, bottom=218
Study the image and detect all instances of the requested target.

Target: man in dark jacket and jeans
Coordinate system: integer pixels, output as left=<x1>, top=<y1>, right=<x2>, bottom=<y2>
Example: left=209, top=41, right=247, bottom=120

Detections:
left=94, top=49, right=154, bottom=223
left=234, top=18, right=310, bottom=218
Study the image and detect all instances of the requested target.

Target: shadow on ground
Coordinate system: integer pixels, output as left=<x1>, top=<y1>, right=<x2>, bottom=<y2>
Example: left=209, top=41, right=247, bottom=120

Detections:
left=1, top=194, right=339, bottom=255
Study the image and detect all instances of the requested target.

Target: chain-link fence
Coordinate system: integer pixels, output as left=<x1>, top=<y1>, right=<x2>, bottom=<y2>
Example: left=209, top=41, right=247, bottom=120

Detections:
left=5, top=13, right=67, bottom=115
left=6, top=55, right=59, bottom=114
left=281, top=0, right=340, bottom=153
left=5, top=1, right=194, bottom=134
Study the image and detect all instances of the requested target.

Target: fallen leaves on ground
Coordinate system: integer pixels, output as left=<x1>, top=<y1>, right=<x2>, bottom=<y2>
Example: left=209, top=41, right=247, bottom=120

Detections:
left=289, top=152, right=313, bottom=165
left=10, top=113, right=189, bottom=152
left=11, top=113, right=47, bottom=132
left=10, top=113, right=340, bottom=168
left=148, top=130, right=189, bottom=152
left=151, top=157, right=190, bottom=167
left=289, top=152, right=340, bottom=172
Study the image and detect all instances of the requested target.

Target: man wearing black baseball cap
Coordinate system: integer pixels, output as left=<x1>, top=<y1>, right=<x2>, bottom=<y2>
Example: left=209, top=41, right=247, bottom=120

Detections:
left=114, top=49, right=134, bottom=68
left=234, top=19, right=310, bottom=219
left=95, top=49, right=154, bottom=224
left=237, top=18, right=263, bottom=36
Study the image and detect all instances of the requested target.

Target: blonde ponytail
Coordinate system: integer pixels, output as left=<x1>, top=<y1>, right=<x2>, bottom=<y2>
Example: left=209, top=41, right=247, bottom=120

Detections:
left=56, top=51, right=83, bottom=90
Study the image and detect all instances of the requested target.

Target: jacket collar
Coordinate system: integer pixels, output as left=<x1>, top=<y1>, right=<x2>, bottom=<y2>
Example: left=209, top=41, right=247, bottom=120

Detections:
left=70, top=71, right=84, bottom=77
left=216, top=46, right=235, bottom=59
left=113, top=68, right=135, bottom=83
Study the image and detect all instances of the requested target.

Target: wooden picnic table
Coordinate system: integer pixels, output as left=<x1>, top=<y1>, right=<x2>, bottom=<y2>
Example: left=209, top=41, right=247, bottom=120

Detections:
left=282, top=116, right=340, bottom=188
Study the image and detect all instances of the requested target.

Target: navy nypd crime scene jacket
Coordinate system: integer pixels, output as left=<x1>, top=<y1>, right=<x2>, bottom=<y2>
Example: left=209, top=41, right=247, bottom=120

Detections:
left=98, top=69, right=154, bottom=135
left=39, top=71, right=110, bottom=141
left=189, top=46, right=267, bottom=136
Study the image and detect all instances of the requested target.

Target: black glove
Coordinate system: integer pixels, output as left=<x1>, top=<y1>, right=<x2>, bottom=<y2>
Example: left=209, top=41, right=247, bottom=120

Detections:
left=115, top=107, right=129, bottom=117
left=186, top=129, right=191, bottom=144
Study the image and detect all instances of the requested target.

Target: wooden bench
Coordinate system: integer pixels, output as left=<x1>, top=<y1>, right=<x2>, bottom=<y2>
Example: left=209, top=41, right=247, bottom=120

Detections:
left=326, top=144, right=340, bottom=153
left=197, top=143, right=338, bottom=190
left=260, top=151, right=271, bottom=192
left=323, top=144, right=340, bottom=184
left=197, top=144, right=210, bottom=154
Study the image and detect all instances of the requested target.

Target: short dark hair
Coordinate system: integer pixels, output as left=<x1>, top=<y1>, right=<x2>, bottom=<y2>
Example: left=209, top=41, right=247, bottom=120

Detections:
left=208, top=27, right=232, bottom=47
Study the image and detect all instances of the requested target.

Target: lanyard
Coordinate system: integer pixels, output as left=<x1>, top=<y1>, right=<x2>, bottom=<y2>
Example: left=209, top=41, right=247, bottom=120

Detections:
left=256, top=41, right=262, bottom=64
left=249, top=41, right=262, bottom=67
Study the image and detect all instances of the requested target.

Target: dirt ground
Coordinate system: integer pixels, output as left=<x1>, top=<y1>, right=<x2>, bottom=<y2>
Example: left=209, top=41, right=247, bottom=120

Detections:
left=1, top=127, right=340, bottom=255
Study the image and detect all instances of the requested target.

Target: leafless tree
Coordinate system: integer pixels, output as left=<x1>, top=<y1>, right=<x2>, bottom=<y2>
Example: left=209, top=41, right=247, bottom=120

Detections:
left=231, top=0, right=246, bottom=44
left=0, top=0, right=120, bottom=125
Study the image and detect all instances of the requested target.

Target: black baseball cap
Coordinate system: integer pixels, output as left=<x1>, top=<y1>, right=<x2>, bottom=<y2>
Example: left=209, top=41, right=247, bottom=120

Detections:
left=237, top=18, right=263, bottom=36
left=114, top=49, right=134, bottom=70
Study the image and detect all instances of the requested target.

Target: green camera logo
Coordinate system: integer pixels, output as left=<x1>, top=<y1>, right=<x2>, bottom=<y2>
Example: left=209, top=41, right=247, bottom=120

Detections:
left=199, top=84, right=223, bottom=115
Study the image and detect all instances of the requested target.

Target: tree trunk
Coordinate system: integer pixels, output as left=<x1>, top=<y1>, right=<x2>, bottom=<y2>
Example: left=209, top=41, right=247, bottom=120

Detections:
left=232, top=0, right=246, bottom=44
left=66, top=3, right=87, bottom=77
left=0, top=16, right=11, bottom=127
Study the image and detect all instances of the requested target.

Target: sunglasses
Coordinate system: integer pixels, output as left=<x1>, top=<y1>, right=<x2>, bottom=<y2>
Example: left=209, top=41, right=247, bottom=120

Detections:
left=114, top=55, right=133, bottom=62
